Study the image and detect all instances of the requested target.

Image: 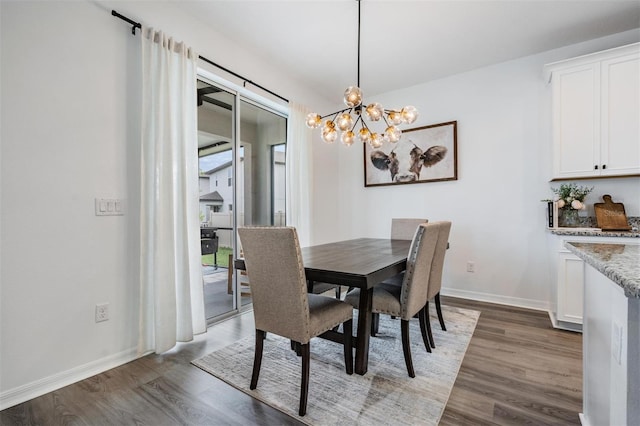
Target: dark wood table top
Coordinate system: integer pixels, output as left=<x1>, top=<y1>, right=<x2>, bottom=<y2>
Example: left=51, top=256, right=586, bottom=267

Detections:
left=235, top=238, right=412, bottom=289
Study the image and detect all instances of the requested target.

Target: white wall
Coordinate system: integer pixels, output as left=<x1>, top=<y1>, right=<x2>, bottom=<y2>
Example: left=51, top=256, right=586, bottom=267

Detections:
left=330, top=29, right=640, bottom=309
left=0, top=0, right=330, bottom=409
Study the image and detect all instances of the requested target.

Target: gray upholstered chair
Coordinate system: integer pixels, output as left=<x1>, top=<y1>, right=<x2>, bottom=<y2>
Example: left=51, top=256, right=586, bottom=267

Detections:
left=237, top=226, right=353, bottom=417
left=423, top=221, right=452, bottom=347
left=371, top=217, right=428, bottom=335
left=382, top=221, right=452, bottom=349
left=344, top=222, right=438, bottom=377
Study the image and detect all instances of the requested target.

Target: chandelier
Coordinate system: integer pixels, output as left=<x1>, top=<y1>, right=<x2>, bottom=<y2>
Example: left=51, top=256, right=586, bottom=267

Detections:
left=305, top=0, right=418, bottom=148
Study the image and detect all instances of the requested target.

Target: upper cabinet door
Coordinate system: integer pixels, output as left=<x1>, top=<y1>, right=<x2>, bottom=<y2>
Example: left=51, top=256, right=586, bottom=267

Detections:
left=600, top=52, right=640, bottom=177
left=546, top=43, right=640, bottom=180
left=552, top=63, right=600, bottom=179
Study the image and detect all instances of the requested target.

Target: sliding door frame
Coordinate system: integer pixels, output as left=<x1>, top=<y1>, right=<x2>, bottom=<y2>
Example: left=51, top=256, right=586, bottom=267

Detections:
left=198, top=68, right=289, bottom=319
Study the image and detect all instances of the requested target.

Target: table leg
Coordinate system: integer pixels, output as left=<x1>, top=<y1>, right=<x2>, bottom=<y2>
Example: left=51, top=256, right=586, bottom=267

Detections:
left=355, top=287, right=373, bottom=375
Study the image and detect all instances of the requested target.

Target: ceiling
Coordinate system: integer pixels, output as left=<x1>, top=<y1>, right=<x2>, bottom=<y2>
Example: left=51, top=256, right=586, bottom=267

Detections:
left=181, top=1, right=639, bottom=103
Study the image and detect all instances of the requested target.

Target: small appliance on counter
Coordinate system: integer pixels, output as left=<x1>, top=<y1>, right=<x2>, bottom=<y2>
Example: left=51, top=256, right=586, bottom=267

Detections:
left=594, top=195, right=632, bottom=231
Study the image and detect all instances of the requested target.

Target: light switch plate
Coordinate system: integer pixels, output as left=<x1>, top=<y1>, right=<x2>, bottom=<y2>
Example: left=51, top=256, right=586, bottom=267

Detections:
left=95, top=198, right=125, bottom=216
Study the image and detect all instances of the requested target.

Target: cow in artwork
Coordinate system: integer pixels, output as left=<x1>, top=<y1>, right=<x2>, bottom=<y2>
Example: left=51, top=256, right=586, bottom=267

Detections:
left=369, top=138, right=448, bottom=183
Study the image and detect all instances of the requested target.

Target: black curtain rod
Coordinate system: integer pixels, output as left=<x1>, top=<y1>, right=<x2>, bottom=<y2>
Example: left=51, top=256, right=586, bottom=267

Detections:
left=111, top=10, right=289, bottom=104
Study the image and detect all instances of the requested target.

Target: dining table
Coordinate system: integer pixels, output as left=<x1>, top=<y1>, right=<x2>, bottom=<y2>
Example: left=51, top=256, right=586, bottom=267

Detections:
left=235, top=237, right=412, bottom=375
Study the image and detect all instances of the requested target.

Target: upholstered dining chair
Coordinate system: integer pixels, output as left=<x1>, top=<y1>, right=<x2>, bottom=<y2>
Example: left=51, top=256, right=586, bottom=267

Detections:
left=344, top=222, right=438, bottom=378
left=371, top=217, right=428, bottom=335
left=381, top=221, right=452, bottom=349
left=237, top=226, right=354, bottom=417
left=423, top=221, right=452, bottom=348
left=391, top=218, right=428, bottom=240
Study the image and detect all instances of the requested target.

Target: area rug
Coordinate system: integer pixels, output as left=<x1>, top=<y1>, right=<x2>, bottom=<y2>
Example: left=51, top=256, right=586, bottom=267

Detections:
left=192, top=305, right=479, bottom=425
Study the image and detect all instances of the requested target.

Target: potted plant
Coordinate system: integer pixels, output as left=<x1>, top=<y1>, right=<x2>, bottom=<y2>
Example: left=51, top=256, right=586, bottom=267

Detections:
left=552, top=183, right=593, bottom=227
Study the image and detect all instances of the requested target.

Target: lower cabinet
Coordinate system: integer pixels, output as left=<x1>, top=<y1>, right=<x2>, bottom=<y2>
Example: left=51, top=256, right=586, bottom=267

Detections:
left=557, top=251, right=584, bottom=325
left=549, top=234, right=633, bottom=332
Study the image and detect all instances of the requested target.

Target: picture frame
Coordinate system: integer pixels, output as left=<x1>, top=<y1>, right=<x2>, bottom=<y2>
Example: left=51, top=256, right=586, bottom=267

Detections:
left=364, top=120, right=458, bottom=187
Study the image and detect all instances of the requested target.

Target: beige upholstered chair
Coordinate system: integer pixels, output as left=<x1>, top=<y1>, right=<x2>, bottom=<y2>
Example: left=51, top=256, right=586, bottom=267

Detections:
left=237, top=226, right=353, bottom=417
left=423, top=221, right=452, bottom=347
left=391, top=218, right=428, bottom=240
left=344, top=223, right=438, bottom=377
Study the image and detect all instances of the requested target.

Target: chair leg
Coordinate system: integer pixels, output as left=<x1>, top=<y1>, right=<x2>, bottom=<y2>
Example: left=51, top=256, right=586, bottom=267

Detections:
left=425, top=301, right=435, bottom=349
left=299, top=343, right=310, bottom=416
left=343, top=319, right=353, bottom=375
left=335, top=285, right=342, bottom=299
left=371, top=312, right=380, bottom=336
left=400, top=320, right=415, bottom=378
left=250, top=330, right=266, bottom=390
left=418, top=307, right=432, bottom=353
left=435, top=292, right=446, bottom=331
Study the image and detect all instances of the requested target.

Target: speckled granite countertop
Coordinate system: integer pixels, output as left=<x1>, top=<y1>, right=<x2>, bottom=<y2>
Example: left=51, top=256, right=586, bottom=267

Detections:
left=565, top=242, right=640, bottom=298
left=551, top=229, right=640, bottom=238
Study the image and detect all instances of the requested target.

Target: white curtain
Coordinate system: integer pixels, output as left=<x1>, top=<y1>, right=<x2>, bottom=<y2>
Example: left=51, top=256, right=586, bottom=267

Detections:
left=286, top=102, right=313, bottom=247
left=139, top=27, right=206, bottom=354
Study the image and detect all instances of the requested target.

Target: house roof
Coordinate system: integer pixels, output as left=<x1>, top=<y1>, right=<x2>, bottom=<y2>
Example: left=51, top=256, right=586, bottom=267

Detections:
left=200, top=191, right=224, bottom=202
left=204, top=161, right=232, bottom=175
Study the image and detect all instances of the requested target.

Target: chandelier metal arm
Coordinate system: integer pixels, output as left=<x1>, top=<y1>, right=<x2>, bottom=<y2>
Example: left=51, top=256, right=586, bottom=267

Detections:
left=350, top=114, right=363, bottom=132
left=320, top=107, right=352, bottom=120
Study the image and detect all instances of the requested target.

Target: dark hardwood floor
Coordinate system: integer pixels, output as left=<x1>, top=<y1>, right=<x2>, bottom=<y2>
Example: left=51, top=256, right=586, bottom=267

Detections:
left=441, top=297, right=582, bottom=425
left=1, top=297, right=582, bottom=425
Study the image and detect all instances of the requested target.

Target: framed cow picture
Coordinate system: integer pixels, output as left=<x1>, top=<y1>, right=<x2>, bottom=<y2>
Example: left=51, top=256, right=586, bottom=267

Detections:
left=364, top=120, right=458, bottom=187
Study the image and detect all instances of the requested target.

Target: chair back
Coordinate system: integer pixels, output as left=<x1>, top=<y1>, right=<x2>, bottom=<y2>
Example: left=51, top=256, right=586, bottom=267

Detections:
left=391, top=218, right=428, bottom=240
left=427, top=221, right=452, bottom=299
left=238, top=226, right=311, bottom=343
left=400, top=222, right=439, bottom=319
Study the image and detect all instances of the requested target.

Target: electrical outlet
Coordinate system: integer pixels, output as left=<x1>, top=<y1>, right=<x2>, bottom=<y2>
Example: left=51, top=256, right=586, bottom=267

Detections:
left=612, top=322, right=623, bottom=365
left=95, top=303, right=109, bottom=322
left=466, top=261, right=475, bottom=273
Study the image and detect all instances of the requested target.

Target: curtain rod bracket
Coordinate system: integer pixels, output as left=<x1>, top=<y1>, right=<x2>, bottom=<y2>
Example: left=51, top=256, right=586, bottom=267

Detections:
left=111, top=10, right=141, bottom=36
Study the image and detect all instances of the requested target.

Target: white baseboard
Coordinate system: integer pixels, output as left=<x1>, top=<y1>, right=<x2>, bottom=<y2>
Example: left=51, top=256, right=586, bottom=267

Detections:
left=548, top=310, right=583, bottom=333
left=0, top=346, right=143, bottom=411
left=441, top=287, right=550, bottom=312
left=579, top=412, right=588, bottom=425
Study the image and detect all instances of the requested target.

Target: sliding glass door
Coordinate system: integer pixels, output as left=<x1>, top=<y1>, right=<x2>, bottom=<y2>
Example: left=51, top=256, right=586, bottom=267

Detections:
left=197, top=77, right=287, bottom=321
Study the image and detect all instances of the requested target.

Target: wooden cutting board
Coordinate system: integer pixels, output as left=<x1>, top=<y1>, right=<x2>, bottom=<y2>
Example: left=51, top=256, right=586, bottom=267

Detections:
left=594, top=195, right=631, bottom=231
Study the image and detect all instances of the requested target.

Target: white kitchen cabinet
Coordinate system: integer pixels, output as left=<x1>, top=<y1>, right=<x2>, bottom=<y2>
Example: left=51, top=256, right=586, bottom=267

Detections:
left=548, top=233, right=637, bottom=332
left=546, top=43, right=640, bottom=180
left=556, top=250, right=584, bottom=325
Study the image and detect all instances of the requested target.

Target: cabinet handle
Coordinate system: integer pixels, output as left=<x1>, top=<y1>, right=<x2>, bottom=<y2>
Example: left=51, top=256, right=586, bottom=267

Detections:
left=602, top=164, right=606, bottom=169
left=594, top=165, right=598, bottom=170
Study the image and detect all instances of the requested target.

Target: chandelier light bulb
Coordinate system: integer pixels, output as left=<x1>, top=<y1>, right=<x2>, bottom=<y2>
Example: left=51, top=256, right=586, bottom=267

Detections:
left=385, top=125, right=401, bottom=143
left=401, top=106, right=418, bottom=124
left=344, top=86, right=363, bottom=108
left=369, top=133, right=384, bottom=148
left=336, top=113, right=354, bottom=131
left=305, top=113, right=322, bottom=129
left=322, top=127, right=338, bottom=143
left=323, top=120, right=336, bottom=130
left=388, top=111, right=403, bottom=125
left=358, top=127, right=371, bottom=143
left=365, top=103, right=384, bottom=121
left=341, top=130, right=356, bottom=146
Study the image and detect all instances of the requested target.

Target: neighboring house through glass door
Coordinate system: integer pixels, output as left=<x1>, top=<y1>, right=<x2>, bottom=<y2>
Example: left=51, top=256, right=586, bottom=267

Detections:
left=196, top=76, right=287, bottom=323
